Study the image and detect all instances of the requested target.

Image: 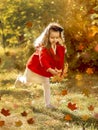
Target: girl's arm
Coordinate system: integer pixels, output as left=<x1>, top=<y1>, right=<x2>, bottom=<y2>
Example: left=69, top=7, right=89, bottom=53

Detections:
left=47, top=68, right=58, bottom=75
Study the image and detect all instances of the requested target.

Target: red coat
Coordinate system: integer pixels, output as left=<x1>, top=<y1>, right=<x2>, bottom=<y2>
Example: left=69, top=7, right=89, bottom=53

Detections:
left=26, top=43, right=66, bottom=77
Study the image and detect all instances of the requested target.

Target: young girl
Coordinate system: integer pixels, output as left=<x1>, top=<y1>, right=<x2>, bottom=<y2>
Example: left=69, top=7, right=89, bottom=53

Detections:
left=15, top=22, right=67, bottom=109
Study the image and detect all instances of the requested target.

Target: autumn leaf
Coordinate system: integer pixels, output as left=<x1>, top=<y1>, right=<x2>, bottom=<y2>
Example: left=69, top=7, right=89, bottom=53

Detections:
left=1, top=108, right=10, bottom=116
left=61, top=89, right=68, bottom=96
left=26, top=21, right=33, bottom=28
left=21, top=111, right=28, bottom=116
left=75, top=74, right=83, bottom=80
left=27, top=118, right=34, bottom=124
left=77, top=43, right=85, bottom=51
left=51, top=64, right=68, bottom=82
left=64, top=114, right=72, bottom=121
left=13, top=104, right=19, bottom=109
left=82, top=88, right=90, bottom=97
left=88, top=105, right=94, bottom=111
left=0, top=120, right=5, bottom=127
left=15, top=120, right=23, bottom=127
left=86, top=68, right=94, bottom=75
left=81, top=115, right=90, bottom=121
left=67, top=102, right=78, bottom=111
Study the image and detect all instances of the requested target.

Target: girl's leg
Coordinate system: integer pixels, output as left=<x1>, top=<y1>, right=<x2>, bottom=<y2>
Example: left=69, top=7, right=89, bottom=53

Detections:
left=14, top=68, right=32, bottom=87
left=15, top=68, right=55, bottom=108
left=42, top=78, right=51, bottom=106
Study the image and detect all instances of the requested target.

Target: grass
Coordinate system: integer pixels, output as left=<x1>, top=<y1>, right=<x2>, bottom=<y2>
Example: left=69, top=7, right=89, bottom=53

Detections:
left=0, top=46, right=98, bottom=130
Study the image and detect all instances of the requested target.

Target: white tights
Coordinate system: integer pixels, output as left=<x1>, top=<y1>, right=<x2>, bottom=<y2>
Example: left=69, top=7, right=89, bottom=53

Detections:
left=15, top=68, right=51, bottom=106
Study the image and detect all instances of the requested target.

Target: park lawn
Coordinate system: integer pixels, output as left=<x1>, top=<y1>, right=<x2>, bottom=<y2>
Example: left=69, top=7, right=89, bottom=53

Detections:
left=0, top=70, right=98, bottom=130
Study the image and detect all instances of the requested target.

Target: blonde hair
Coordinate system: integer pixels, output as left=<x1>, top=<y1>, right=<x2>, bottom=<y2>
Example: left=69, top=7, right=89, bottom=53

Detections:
left=34, top=22, right=65, bottom=48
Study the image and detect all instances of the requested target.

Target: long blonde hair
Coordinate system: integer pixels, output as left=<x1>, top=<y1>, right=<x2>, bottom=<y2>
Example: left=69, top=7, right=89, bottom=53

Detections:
left=34, top=22, right=65, bottom=48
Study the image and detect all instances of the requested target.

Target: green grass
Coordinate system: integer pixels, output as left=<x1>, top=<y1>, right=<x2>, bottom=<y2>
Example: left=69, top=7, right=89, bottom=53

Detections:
left=0, top=47, right=98, bottom=130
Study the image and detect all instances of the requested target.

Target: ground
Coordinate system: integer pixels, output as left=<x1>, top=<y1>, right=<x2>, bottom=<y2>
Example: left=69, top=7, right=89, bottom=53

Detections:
left=0, top=47, right=98, bottom=130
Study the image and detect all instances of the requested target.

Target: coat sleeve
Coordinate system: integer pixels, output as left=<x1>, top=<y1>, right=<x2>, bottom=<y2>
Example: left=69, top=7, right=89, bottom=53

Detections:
left=39, top=48, right=51, bottom=71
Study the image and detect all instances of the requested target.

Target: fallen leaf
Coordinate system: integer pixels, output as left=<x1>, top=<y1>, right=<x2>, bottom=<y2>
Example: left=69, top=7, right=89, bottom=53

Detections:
left=81, top=115, right=89, bottom=121
left=86, top=68, right=94, bottom=75
left=75, top=74, right=83, bottom=80
left=61, top=89, right=68, bottom=96
left=67, top=102, right=78, bottom=111
left=13, top=104, right=19, bottom=109
left=27, top=118, right=34, bottom=124
left=82, top=88, right=90, bottom=97
left=15, top=120, right=23, bottom=127
left=26, top=21, right=33, bottom=28
left=21, top=111, right=28, bottom=116
left=88, top=105, right=94, bottom=111
left=64, top=114, right=72, bottom=121
left=94, top=113, right=98, bottom=119
left=0, top=120, right=5, bottom=127
left=1, top=108, right=10, bottom=116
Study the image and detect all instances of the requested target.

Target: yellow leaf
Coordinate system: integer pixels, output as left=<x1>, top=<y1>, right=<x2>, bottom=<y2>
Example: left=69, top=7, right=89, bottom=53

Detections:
left=15, top=120, right=23, bottom=127
left=82, top=88, right=90, bottom=97
left=81, top=115, right=90, bottom=121
left=75, top=74, right=83, bottom=80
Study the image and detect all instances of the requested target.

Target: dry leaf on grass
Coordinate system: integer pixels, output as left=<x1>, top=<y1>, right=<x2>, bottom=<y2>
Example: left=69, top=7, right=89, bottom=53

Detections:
left=1, top=108, right=10, bottom=116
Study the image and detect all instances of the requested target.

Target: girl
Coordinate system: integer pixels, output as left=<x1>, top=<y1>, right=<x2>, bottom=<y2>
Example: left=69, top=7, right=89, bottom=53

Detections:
left=15, top=22, right=67, bottom=109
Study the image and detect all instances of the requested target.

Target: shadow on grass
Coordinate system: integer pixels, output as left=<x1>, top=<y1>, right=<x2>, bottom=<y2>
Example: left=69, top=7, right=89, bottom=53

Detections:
left=0, top=89, right=32, bottom=100
left=0, top=88, right=97, bottom=129
left=30, top=106, right=98, bottom=129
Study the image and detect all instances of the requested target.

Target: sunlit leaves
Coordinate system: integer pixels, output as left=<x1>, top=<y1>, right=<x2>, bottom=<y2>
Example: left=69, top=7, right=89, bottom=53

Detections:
left=51, top=63, right=68, bottom=82
left=94, top=44, right=98, bottom=52
left=88, top=26, right=98, bottom=38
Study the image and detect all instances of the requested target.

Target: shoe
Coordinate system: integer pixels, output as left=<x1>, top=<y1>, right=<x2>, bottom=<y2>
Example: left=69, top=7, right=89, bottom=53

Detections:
left=46, top=104, right=57, bottom=109
left=14, top=76, right=23, bottom=88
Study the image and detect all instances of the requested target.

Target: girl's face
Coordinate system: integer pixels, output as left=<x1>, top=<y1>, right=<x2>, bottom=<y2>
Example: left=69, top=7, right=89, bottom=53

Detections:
left=49, top=30, right=61, bottom=46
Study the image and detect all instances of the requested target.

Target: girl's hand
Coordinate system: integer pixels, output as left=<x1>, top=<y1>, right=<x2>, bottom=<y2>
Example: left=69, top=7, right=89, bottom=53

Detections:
left=47, top=68, right=58, bottom=75
left=55, top=68, right=62, bottom=73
